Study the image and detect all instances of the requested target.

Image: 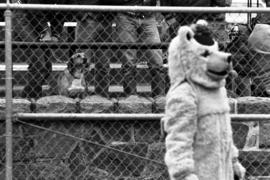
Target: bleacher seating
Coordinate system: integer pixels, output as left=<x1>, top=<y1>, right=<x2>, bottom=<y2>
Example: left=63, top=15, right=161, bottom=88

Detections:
left=0, top=21, right=170, bottom=98
left=0, top=62, right=169, bottom=97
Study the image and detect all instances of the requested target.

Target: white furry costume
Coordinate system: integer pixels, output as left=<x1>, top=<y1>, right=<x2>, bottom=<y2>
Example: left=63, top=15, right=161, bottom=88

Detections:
left=162, top=23, right=245, bottom=180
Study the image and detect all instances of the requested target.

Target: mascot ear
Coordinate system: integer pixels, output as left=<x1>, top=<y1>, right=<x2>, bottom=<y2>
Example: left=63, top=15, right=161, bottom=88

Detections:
left=196, top=19, right=208, bottom=26
left=178, top=26, right=194, bottom=43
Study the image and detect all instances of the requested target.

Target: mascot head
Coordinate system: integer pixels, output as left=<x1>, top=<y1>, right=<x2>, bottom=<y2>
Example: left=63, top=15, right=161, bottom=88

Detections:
left=168, top=20, right=235, bottom=89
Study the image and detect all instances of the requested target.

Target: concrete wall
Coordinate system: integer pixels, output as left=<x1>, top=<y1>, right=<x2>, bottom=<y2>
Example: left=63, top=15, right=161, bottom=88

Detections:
left=0, top=95, right=270, bottom=179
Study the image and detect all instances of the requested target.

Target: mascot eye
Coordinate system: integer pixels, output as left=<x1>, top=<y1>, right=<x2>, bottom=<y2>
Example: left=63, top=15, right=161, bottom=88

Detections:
left=201, top=50, right=210, bottom=57
left=186, top=32, right=192, bottom=40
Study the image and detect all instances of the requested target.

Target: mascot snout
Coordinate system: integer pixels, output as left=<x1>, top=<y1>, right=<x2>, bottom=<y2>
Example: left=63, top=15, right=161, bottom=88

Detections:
left=207, top=52, right=233, bottom=80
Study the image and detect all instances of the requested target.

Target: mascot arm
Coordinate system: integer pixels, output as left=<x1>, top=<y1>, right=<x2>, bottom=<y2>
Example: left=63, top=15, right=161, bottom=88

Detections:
left=232, top=143, right=246, bottom=180
left=231, top=143, right=239, bottom=161
left=163, top=86, right=198, bottom=180
left=229, top=109, right=246, bottom=180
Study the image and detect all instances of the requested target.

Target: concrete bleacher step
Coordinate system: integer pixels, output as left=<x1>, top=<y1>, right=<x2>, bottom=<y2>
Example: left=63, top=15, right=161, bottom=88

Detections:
left=0, top=84, right=152, bottom=98
left=0, top=63, right=169, bottom=85
left=0, top=62, right=169, bottom=97
left=0, top=63, right=154, bottom=88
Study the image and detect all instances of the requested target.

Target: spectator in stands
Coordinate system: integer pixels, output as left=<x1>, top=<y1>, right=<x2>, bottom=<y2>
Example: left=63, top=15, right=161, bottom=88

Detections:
left=226, top=24, right=254, bottom=97
left=109, top=0, right=165, bottom=98
left=251, top=0, right=270, bottom=27
left=12, top=0, right=52, bottom=99
left=74, top=0, right=114, bottom=98
left=160, top=0, right=234, bottom=95
left=248, top=0, right=270, bottom=97
left=13, top=0, right=72, bottom=99
left=160, top=0, right=232, bottom=43
left=0, top=0, right=5, bottom=22
left=24, top=0, right=71, bottom=42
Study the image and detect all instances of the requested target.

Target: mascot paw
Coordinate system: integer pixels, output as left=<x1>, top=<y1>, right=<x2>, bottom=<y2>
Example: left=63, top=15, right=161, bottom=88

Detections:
left=184, top=174, right=199, bottom=180
left=233, top=161, right=246, bottom=180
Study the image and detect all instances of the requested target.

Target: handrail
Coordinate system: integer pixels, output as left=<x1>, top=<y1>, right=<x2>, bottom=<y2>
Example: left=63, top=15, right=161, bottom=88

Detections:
left=0, top=4, right=269, bottom=13
left=15, top=113, right=270, bottom=122
left=0, top=42, right=170, bottom=49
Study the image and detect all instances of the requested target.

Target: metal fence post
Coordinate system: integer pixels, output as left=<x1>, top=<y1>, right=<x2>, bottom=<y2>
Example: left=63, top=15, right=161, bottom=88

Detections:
left=4, top=3, right=13, bottom=180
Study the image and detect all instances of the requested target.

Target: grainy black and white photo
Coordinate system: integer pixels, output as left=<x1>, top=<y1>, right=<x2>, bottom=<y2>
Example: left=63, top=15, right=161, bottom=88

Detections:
left=0, top=0, right=270, bottom=179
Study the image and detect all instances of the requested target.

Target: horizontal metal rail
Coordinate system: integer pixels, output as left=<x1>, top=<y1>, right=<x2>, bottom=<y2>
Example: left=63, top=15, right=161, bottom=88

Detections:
left=15, top=113, right=270, bottom=122
left=0, top=4, right=270, bottom=13
left=0, top=42, right=170, bottom=49
left=15, top=113, right=164, bottom=121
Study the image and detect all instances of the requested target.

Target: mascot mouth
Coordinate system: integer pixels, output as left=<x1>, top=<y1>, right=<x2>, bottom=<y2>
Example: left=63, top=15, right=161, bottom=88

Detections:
left=207, top=69, right=228, bottom=77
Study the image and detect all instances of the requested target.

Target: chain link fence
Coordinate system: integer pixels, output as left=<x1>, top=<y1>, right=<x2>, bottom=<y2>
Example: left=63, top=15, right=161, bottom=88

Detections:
left=0, top=115, right=268, bottom=180
left=1, top=1, right=270, bottom=180
left=10, top=118, right=168, bottom=180
left=2, top=6, right=270, bottom=99
left=4, top=2, right=270, bottom=99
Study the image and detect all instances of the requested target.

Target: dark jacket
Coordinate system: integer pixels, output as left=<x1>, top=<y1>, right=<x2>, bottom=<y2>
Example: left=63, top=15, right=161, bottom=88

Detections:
left=160, top=0, right=231, bottom=23
left=226, top=24, right=253, bottom=77
left=160, top=0, right=230, bottom=7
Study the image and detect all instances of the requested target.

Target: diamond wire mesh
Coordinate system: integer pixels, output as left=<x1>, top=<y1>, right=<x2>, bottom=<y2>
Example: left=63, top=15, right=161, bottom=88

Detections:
left=9, top=119, right=168, bottom=180
left=6, top=8, right=270, bottom=99
left=0, top=118, right=267, bottom=180
left=1, top=3, right=270, bottom=180
left=10, top=8, right=167, bottom=99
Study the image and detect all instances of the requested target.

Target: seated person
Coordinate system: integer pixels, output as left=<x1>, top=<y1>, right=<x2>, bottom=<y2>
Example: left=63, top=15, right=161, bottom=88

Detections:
left=55, top=52, right=88, bottom=99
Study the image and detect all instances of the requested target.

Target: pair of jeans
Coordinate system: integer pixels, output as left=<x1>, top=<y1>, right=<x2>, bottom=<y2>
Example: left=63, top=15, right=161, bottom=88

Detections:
left=114, top=13, right=165, bottom=98
left=25, top=0, right=72, bottom=40
left=12, top=10, right=53, bottom=99
left=75, top=13, right=113, bottom=98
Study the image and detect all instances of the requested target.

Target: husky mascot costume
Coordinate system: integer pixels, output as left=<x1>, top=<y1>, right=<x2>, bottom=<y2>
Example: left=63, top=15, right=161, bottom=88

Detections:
left=162, top=21, right=246, bottom=180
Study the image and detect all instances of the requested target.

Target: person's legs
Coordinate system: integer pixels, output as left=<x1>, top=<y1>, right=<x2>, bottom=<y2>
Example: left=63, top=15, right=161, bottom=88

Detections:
left=94, top=13, right=113, bottom=98
left=13, top=9, right=52, bottom=99
left=114, top=13, right=138, bottom=96
left=21, top=50, right=52, bottom=98
left=13, top=10, right=45, bottom=42
left=140, top=16, right=165, bottom=98
left=46, top=12, right=64, bottom=41
left=75, top=13, right=111, bottom=97
left=46, top=0, right=72, bottom=41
